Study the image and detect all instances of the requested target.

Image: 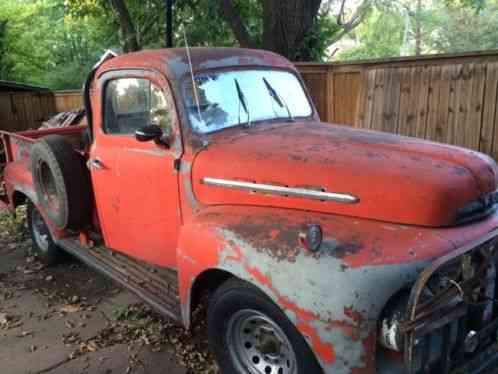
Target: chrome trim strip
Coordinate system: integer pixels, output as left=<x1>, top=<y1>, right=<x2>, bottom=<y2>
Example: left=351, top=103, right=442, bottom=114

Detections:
left=202, top=177, right=359, bottom=204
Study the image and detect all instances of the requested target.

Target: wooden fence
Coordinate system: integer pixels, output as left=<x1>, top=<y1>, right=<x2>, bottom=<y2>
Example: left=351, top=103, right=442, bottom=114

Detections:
left=297, top=50, right=498, bottom=160
left=1, top=51, right=497, bottom=160
left=0, top=90, right=83, bottom=132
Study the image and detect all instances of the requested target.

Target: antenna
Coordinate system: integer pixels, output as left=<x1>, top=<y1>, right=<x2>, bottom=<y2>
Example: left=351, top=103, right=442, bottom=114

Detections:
left=182, top=26, right=203, bottom=122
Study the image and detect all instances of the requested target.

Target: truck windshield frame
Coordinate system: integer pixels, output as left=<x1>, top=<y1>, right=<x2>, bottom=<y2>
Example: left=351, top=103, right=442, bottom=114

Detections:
left=182, top=68, right=313, bottom=134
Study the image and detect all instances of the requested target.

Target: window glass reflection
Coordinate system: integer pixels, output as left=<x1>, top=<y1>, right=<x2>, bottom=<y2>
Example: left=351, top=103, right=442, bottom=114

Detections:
left=183, top=70, right=312, bottom=134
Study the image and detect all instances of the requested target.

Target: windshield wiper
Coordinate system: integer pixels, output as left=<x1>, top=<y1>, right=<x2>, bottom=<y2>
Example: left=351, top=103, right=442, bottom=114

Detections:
left=234, top=78, right=251, bottom=127
left=263, top=77, right=294, bottom=122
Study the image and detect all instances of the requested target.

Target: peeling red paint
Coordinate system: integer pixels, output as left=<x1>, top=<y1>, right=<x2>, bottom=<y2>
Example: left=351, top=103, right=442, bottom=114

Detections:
left=296, top=320, right=336, bottom=364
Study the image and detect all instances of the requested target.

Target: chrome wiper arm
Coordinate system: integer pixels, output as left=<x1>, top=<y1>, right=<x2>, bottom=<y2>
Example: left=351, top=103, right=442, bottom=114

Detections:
left=262, top=77, right=294, bottom=122
left=234, top=78, right=251, bottom=127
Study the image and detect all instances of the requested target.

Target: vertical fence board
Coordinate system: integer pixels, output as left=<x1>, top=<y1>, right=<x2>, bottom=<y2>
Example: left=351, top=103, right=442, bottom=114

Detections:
left=398, top=67, right=416, bottom=137
left=381, top=68, right=400, bottom=133
left=371, top=69, right=387, bottom=132
left=355, top=69, right=376, bottom=129
left=453, top=63, right=473, bottom=147
left=480, top=62, right=498, bottom=157
left=466, top=63, right=486, bottom=151
left=333, top=72, right=361, bottom=126
left=425, top=66, right=442, bottom=140
left=414, top=66, right=431, bottom=139
left=300, top=69, right=329, bottom=120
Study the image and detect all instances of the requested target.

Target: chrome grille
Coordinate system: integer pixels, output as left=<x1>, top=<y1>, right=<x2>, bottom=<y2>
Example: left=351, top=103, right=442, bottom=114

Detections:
left=403, top=230, right=498, bottom=374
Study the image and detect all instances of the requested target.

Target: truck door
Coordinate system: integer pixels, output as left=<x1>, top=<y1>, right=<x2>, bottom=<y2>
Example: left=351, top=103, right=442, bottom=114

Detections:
left=89, top=70, right=182, bottom=268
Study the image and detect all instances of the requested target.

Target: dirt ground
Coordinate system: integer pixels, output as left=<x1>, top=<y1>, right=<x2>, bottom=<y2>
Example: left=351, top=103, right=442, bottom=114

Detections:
left=0, top=209, right=219, bottom=374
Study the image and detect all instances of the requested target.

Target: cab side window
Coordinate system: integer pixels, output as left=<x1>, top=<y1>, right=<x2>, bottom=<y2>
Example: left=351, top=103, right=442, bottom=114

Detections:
left=104, top=78, right=172, bottom=135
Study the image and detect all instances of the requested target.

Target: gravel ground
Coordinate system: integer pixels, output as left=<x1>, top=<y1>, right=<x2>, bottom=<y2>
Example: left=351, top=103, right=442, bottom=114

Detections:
left=0, top=208, right=219, bottom=374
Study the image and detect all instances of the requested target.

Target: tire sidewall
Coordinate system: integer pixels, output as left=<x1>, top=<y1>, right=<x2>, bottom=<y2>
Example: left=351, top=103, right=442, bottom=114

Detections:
left=32, top=145, right=69, bottom=228
left=30, top=135, right=91, bottom=230
left=208, top=280, right=323, bottom=374
left=27, top=201, right=60, bottom=266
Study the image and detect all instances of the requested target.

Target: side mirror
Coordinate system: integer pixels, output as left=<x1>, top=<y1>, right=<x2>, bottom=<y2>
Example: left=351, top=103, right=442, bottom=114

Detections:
left=135, top=124, right=163, bottom=143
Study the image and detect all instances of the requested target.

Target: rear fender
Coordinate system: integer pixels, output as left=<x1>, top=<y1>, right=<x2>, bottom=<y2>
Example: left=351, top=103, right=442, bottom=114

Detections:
left=3, top=159, right=37, bottom=211
left=3, top=162, right=65, bottom=239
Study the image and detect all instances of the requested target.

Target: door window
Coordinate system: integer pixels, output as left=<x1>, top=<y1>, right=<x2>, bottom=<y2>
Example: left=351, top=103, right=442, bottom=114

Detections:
left=104, top=78, right=172, bottom=135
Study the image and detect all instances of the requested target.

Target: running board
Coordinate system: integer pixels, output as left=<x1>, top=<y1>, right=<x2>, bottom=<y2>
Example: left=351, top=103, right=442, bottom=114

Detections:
left=57, top=238, right=182, bottom=322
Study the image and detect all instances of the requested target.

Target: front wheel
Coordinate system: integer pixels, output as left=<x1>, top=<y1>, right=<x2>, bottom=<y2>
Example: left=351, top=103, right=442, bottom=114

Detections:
left=27, top=202, right=62, bottom=266
left=208, top=279, right=323, bottom=374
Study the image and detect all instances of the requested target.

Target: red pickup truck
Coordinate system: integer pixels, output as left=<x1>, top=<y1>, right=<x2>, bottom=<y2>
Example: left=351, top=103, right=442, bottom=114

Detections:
left=1, top=48, right=498, bottom=374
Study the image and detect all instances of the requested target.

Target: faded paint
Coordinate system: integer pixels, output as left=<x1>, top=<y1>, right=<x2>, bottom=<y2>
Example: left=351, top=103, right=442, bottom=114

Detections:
left=1, top=48, right=498, bottom=373
left=177, top=205, right=498, bottom=372
left=192, top=122, right=497, bottom=227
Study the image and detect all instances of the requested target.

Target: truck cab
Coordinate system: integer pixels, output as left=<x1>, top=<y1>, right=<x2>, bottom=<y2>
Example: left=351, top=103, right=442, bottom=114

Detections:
left=1, top=48, right=498, bottom=374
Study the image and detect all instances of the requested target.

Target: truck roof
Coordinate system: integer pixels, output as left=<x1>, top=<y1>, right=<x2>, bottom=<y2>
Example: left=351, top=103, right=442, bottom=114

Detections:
left=97, top=48, right=297, bottom=82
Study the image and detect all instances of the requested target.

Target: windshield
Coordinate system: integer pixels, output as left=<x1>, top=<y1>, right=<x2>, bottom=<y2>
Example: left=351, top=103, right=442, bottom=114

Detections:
left=183, top=69, right=313, bottom=134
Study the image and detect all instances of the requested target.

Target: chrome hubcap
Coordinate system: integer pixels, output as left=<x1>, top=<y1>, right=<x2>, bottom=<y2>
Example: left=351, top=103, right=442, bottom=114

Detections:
left=32, top=208, right=50, bottom=253
left=227, top=309, right=297, bottom=374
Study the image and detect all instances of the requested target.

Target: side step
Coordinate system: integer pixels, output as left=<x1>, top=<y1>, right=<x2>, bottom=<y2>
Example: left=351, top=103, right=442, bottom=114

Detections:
left=58, top=238, right=182, bottom=323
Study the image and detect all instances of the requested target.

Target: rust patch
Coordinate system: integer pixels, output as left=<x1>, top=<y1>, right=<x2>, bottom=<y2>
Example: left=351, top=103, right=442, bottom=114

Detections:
left=226, top=216, right=304, bottom=262
left=322, top=235, right=364, bottom=259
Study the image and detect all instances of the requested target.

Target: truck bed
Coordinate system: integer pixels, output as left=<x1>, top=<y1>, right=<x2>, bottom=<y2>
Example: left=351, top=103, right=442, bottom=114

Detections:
left=0, top=125, right=88, bottom=210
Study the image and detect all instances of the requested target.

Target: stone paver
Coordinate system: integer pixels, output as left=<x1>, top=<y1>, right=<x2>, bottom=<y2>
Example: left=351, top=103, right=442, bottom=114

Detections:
left=0, top=238, right=187, bottom=374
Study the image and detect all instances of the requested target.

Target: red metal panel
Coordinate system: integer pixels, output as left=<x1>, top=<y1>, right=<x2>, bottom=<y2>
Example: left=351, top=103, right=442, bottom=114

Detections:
left=90, top=71, right=182, bottom=268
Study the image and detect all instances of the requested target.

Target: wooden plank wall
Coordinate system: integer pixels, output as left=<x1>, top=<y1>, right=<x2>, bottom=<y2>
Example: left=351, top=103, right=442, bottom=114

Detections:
left=298, top=51, right=498, bottom=160
left=53, top=91, right=84, bottom=113
left=0, top=90, right=83, bottom=132
left=0, top=92, right=55, bottom=132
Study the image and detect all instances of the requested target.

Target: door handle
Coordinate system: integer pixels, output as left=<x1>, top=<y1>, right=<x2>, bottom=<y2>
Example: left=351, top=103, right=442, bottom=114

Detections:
left=89, top=158, right=104, bottom=170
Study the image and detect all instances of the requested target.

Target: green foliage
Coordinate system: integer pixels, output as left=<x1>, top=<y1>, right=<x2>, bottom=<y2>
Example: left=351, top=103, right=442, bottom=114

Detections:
left=0, top=0, right=117, bottom=89
left=0, top=0, right=497, bottom=89
left=0, top=206, right=26, bottom=241
left=427, top=1, right=498, bottom=53
left=337, top=0, right=498, bottom=61
left=338, top=7, right=405, bottom=60
left=174, top=0, right=240, bottom=48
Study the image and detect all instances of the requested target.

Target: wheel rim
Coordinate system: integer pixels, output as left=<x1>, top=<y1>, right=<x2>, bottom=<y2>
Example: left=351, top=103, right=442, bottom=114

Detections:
left=226, top=309, right=298, bottom=374
left=31, top=207, right=50, bottom=253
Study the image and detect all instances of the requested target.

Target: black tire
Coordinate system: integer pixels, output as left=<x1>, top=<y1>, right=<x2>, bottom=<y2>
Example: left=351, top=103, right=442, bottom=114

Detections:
left=208, top=278, right=323, bottom=374
left=31, top=135, right=91, bottom=230
left=27, top=201, right=61, bottom=266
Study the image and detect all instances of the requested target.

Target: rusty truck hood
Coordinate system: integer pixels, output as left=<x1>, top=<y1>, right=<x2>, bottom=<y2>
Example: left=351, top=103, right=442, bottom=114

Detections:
left=191, top=122, right=498, bottom=227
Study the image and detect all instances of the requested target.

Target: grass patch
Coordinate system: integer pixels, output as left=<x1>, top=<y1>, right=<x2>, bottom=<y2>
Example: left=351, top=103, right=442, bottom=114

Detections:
left=0, top=205, right=27, bottom=241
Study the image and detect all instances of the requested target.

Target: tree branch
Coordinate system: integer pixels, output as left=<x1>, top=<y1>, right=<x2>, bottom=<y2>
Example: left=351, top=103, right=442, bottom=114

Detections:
left=217, top=0, right=256, bottom=48
left=109, top=0, right=140, bottom=52
left=337, top=0, right=347, bottom=25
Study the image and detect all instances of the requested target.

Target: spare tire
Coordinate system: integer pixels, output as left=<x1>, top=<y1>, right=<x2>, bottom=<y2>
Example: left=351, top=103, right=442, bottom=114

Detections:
left=31, top=135, right=91, bottom=230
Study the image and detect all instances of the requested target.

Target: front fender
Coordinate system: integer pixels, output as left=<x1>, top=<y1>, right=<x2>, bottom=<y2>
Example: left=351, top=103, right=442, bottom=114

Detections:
left=177, top=206, right=455, bottom=373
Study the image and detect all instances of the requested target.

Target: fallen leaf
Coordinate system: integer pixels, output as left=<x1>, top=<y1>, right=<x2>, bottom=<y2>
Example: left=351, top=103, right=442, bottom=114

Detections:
left=60, top=305, right=81, bottom=314
left=0, top=313, right=10, bottom=325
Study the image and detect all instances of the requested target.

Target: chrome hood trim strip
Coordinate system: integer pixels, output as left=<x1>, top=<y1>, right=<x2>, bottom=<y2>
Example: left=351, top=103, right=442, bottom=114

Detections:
left=202, top=177, right=359, bottom=204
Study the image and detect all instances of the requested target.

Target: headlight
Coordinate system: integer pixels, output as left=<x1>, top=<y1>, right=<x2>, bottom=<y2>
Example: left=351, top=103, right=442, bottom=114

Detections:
left=378, top=291, right=409, bottom=352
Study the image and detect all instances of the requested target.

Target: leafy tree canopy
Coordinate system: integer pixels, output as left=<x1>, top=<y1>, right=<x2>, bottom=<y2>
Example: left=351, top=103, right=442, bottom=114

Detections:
left=0, top=0, right=495, bottom=89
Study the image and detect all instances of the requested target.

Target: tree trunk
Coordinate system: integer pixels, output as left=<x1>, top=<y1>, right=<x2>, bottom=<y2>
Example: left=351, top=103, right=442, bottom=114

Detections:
left=217, top=0, right=257, bottom=48
left=414, top=0, right=422, bottom=56
left=110, top=0, right=140, bottom=52
left=262, top=0, right=322, bottom=61
left=218, top=0, right=322, bottom=60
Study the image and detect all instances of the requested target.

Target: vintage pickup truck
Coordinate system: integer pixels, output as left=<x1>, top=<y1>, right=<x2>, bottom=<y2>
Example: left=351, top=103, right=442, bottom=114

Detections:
left=1, top=48, right=498, bottom=374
